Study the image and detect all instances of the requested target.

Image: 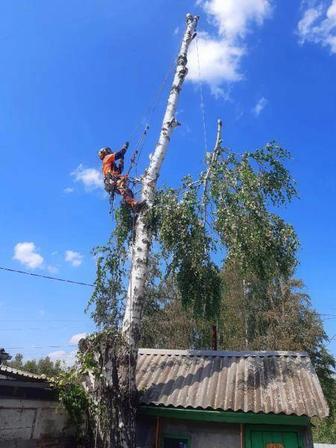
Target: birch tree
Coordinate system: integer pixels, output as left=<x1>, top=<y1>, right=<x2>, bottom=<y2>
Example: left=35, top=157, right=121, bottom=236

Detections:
left=77, top=12, right=300, bottom=448
left=78, top=14, right=200, bottom=448
left=122, top=14, right=200, bottom=346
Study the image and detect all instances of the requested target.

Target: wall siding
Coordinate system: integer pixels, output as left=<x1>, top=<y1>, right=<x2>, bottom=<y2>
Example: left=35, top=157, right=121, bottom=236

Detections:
left=137, top=415, right=241, bottom=448
left=137, top=415, right=314, bottom=448
left=0, top=398, right=74, bottom=448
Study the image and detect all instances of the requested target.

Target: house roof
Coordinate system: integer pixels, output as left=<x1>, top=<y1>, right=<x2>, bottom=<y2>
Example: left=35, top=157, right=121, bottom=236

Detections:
left=1, top=349, right=329, bottom=418
left=0, top=365, right=55, bottom=401
left=136, top=348, right=329, bottom=418
left=0, top=364, right=48, bottom=382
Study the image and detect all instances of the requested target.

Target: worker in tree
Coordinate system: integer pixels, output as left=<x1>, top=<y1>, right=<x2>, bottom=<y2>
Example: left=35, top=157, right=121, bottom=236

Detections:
left=98, top=143, right=145, bottom=211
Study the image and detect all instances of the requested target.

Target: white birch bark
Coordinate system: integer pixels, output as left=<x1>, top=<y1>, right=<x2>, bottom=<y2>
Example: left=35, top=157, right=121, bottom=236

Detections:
left=122, top=14, right=199, bottom=344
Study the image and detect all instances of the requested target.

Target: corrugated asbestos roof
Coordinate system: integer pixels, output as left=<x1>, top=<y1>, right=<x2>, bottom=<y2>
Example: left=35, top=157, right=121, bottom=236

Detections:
left=137, top=349, right=329, bottom=418
left=0, top=364, right=47, bottom=382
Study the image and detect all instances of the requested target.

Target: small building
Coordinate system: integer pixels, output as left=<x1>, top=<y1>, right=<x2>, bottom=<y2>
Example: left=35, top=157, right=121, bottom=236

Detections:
left=136, top=349, right=329, bottom=448
left=0, top=364, right=72, bottom=448
left=0, top=349, right=329, bottom=447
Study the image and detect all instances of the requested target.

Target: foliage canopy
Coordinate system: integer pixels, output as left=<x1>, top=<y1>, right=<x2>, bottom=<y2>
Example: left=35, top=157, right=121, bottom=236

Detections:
left=6, top=353, right=63, bottom=377
left=89, top=141, right=298, bottom=328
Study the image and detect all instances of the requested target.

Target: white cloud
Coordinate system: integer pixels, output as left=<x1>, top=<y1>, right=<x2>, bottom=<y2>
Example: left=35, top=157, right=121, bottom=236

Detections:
left=47, top=265, right=59, bottom=274
left=253, top=96, right=268, bottom=116
left=71, top=164, right=102, bottom=190
left=188, top=32, right=245, bottom=93
left=65, top=250, right=83, bottom=267
left=200, top=0, right=272, bottom=38
left=188, top=0, right=272, bottom=93
left=13, top=242, right=44, bottom=269
left=64, top=187, right=74, bottom=194
left=48, top=350, right=77, bottom=367
left=297, top=0, right=336, bottom=53
left=69, top=332, right=87, bottom=345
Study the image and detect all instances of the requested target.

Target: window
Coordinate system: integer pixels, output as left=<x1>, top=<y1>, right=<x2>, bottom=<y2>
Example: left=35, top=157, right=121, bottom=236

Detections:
left=163, top=435, right=189, bottom=448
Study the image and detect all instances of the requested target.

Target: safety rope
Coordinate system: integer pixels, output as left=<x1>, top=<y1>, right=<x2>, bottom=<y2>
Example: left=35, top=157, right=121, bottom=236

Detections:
left=195, top=35, right=208, bottom=153
left=106, top=62, right=175, bottom=215
left=126, top=60, right=175, bottom=176
left=127, top=124, right=149, bottom=176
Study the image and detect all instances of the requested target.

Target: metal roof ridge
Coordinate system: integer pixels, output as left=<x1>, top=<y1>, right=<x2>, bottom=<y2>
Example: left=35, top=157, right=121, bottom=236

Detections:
left=138, top=348, right=308, bottom=357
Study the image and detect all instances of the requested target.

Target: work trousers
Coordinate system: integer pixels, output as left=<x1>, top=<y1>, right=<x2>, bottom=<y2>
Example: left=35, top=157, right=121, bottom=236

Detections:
left=104, top=174, right=137, bottom=207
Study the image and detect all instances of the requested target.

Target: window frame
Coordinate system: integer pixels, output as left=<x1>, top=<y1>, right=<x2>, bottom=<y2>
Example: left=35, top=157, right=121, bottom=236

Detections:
left=161, top=432, right=191, bottom=448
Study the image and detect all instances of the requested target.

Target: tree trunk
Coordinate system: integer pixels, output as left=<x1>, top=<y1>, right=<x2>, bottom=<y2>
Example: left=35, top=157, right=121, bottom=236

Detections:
left=80, top=332, right=137, bottom=448
left=102, top=13, right=198, bottom=448
left=122, top=14, right=199, bottom=344
left=83, top=16, right=199, bottom=448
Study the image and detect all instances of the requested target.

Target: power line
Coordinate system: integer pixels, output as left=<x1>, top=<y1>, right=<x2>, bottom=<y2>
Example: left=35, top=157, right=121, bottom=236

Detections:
left=0, top=319, right=84, bottom=322
left=0, top=326, right=90, bottom=331
left=0, top=266, right=94, bottom=287
left=6, top=344, right=76, bottom=350
left=0, top=328, right=71, bottom=331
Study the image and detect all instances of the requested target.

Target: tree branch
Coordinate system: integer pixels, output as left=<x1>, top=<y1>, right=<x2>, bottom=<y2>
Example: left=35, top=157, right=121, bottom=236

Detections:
left=202, top=118, right=223, bottom=224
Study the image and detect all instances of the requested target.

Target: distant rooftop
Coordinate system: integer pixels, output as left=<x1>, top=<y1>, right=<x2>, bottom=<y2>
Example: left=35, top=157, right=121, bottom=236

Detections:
left=0, top=364, right=47, bottom=381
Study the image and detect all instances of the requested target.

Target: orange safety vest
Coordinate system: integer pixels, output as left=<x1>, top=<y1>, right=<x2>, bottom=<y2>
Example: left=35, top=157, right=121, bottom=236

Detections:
left=102, top=153, right=119, bottom=177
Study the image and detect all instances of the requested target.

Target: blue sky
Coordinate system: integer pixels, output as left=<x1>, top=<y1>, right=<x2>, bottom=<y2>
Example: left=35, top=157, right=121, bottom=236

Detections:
left=0, top=0, right=335, bottom=363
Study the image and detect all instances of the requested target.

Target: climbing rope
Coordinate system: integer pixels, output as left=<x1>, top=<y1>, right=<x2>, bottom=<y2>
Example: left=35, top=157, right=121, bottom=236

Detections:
left=106, top=61, right=175, bottom=214
left=195, top=35, right=208, bottom=154
left=127, top=124, right=149, bottom=176
left=126, top=59, right=176, bottom=176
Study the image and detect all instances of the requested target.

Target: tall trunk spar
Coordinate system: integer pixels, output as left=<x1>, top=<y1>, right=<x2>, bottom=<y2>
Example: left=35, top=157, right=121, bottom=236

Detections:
left=122, top=14, right=199, bottom=345
left=82, top=14, right=199, bottom=448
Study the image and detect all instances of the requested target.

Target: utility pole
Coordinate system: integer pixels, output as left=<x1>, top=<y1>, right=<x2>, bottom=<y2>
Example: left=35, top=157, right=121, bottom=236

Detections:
left=122, top=14, right=199, bottom=345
